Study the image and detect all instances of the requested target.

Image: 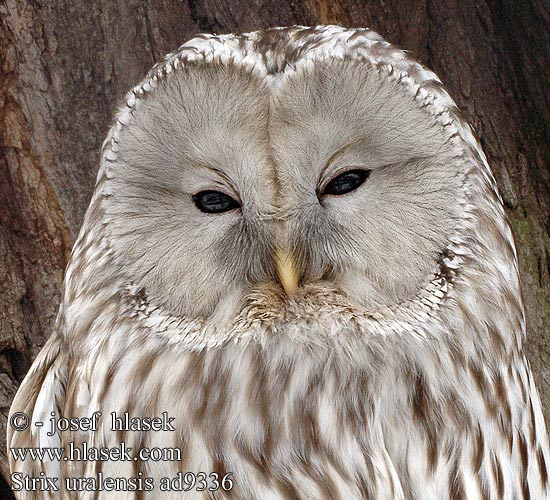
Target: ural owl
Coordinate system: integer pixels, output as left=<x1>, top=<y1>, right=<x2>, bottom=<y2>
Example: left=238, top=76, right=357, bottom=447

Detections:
left=8, top=26, right=550, bottom=499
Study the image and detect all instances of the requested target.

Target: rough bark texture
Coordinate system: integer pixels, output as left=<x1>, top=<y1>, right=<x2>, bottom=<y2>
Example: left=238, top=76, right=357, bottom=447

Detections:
left=0, top=0, right=548, bottom=492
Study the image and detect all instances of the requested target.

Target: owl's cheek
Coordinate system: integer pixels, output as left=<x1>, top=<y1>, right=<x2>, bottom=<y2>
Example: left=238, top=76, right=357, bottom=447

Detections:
left=334, top=270, right=396, bottom=310
left=207, top=283, right=250, bottom=324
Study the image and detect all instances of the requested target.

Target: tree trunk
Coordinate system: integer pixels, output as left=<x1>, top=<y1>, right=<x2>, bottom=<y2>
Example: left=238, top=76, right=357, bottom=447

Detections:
left=0, top=0, right=548, bottom=493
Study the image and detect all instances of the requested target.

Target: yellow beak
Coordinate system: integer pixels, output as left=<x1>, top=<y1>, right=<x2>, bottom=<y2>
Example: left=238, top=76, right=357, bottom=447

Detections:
left=275, top=248, right=300, bottom=296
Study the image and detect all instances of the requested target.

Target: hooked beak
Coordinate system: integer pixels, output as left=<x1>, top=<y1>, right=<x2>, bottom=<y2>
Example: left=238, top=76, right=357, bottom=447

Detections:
left=275, top=248, right=300, bottom=296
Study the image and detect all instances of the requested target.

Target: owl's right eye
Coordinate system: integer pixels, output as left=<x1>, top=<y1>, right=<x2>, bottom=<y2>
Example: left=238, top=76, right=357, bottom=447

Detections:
left=192, top=190, right=240, bottom=214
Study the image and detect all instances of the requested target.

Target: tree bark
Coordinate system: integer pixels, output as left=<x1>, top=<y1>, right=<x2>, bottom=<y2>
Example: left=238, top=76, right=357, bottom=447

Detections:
left=0, top=0, right=548, bottom=493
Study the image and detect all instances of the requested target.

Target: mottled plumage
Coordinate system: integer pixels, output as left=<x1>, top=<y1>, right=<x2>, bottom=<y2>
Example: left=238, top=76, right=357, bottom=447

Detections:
left=9, top=25, right=550, bottom=499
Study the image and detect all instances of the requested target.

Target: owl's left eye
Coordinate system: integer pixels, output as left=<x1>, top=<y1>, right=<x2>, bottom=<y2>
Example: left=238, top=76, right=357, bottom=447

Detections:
left=192, top=190, right=240, bottom=214
left=322, top=169, right=370, bottom=197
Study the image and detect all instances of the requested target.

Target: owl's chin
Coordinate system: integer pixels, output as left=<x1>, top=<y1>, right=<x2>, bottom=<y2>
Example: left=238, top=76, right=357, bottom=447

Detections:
left=206, top=277, right=427, bottom=327
left=203, top=282, right=370, bottom=329
left=127, top=260, right=445, bottom=333
left=129, top=280, right=361, bottom=326
left=125, top=268, right=452, bottom=350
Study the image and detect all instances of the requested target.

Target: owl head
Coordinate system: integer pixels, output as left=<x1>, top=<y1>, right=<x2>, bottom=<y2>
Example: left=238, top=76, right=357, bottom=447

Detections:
left=83, top=26, right=502, bottom=325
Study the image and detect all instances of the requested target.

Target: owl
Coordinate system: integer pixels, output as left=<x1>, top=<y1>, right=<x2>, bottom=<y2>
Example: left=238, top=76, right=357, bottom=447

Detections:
left=8, top=25, right=550, bottom=499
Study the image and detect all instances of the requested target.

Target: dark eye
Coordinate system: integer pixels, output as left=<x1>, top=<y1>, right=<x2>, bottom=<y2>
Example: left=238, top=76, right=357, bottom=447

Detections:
left=192, top=190, right=240, bottom=214
left=322, top=169, right=370, bottom=196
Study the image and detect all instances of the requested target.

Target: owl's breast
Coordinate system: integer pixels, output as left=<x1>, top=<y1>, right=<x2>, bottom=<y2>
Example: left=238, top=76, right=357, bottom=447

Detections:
left=60, top=294, right=543, bottom=500
left=59, top=316, right=462, bottom=500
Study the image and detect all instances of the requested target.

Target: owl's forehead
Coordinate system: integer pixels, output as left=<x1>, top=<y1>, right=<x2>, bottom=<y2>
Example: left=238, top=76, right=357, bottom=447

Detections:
left=105, top=25, right=470, bottom=217
left=118, top=33, right=452, bottom=185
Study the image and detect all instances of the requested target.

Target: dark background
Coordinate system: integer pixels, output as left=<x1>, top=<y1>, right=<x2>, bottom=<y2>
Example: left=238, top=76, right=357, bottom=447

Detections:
left=1, top=0, right=549, bottom=493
